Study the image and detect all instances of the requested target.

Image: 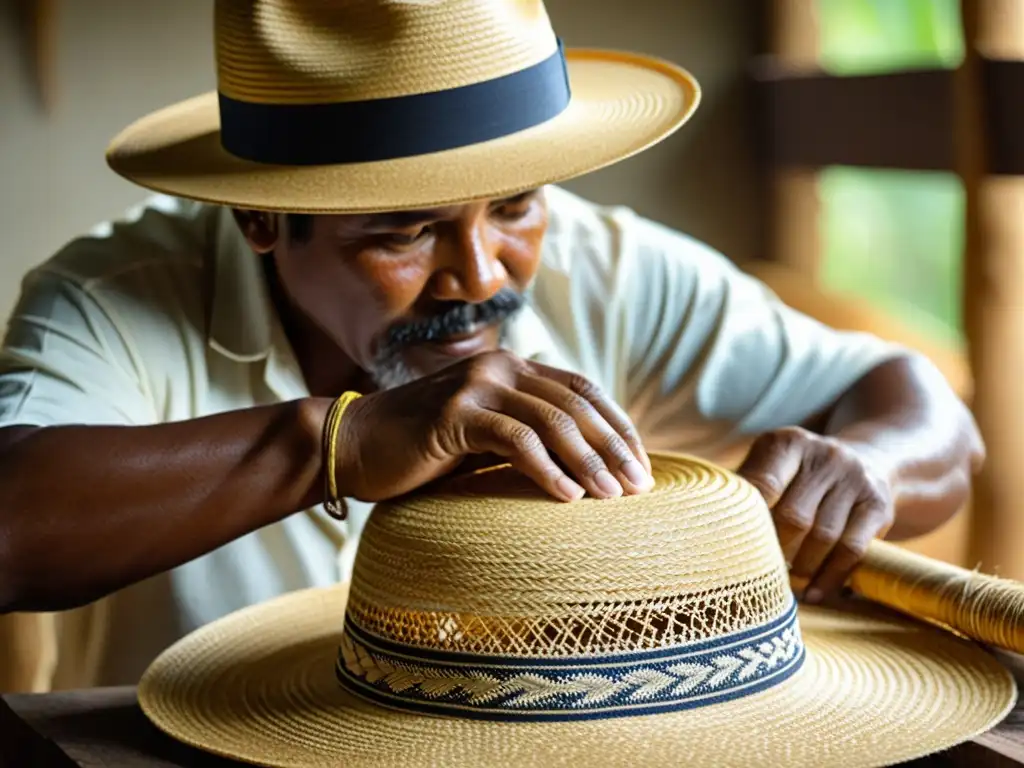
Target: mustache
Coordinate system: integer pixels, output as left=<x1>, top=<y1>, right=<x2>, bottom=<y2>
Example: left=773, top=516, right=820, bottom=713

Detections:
left=380, top=289, right=525, bottom=353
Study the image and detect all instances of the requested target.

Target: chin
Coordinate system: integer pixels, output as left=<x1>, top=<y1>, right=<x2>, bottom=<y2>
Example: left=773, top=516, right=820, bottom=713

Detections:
left=369, top=326, right=504, bottom=389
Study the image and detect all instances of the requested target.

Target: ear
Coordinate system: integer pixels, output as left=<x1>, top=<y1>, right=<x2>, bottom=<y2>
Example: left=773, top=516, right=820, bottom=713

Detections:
left=232, top=209, right=280, bottom=254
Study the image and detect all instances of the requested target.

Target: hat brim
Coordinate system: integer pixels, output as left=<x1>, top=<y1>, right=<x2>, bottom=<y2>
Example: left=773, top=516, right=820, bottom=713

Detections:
left=105, top=49, right=700, bottom=214
left=138, top=583, right=1015, bottom=768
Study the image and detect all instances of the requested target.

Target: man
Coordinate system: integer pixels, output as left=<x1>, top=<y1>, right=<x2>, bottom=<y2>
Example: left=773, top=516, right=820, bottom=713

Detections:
left=0, top=0, right=980, bottom=691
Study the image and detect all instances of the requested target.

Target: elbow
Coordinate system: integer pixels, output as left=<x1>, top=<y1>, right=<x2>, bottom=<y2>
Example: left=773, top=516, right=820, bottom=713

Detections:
left=0, top=431, right=53, bottom=613
left=0, top=524, right=33, bottom=614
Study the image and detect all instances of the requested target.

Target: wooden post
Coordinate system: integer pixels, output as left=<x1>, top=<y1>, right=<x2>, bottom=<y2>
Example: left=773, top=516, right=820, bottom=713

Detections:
left=767, top=0, right=822, bottom=278
left=958, top=0, right=1024, bottom=578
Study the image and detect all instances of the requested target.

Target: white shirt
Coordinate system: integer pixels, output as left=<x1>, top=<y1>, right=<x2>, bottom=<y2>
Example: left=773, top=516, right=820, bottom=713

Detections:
left=0, top=185, right=903, bottom=687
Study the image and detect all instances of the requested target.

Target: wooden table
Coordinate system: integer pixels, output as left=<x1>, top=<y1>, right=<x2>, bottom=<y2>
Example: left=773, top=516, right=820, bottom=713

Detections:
left=3, top=669, right=1024, bottom=767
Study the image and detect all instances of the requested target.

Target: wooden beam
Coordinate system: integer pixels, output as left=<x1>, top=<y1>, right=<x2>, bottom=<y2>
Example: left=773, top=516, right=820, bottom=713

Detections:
left=985, top=61, right=1024, bottom=175
left=753, top=60, right=1024, bottom=174
left=766, top=0, right=821, bottom=277
left=958, top=0, right=1024, bottom=579
left=754, top=63, right=954, bottom=171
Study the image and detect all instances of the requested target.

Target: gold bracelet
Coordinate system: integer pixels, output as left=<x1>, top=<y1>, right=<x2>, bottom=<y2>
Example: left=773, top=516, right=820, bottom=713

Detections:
left=322, top=391, right=363, bottom=521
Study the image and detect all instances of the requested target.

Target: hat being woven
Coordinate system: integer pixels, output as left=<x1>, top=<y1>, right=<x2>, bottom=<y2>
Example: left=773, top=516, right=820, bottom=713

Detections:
left=104, top=0, right=700, bottom=213
left=139, top=453, right=1015, bottom=767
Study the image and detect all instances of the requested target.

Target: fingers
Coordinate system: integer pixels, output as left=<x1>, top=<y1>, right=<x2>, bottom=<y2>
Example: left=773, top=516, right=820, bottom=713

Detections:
left=770, top=467, right=837, bottom=566
left=527, top=361, right=652, bottom=476
left=805, top=499, right=887, bottom=602
left=514, top=375, right=653, bottom=494
left=787, top=484, right=858, bottom=588
left=736, top=432, right=803, bottom=510
left=460, top=410, right=585, bottom=502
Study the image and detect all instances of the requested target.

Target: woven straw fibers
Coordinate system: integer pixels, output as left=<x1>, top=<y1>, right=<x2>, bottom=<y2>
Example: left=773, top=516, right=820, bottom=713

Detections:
left=855, top=537, right=1024, bottom=654
left=348, top=456, right=791, bottom=656
left=139, top=453, right=1016, bottom=768
left=217, top=0, right=559, bottom=103
left=106, top=48, right=700, bottom=213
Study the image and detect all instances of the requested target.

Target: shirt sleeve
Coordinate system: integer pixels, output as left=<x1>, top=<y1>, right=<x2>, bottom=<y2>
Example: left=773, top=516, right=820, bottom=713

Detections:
left=616, top=213, right=908, bottom=457
left=0, top=268, right=156, bottom=429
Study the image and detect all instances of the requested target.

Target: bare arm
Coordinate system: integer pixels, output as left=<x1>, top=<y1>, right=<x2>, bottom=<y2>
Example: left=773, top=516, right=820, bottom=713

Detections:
left=818, top=354, right=984, bottom=540
left=0, top=398, right=331, bottom=613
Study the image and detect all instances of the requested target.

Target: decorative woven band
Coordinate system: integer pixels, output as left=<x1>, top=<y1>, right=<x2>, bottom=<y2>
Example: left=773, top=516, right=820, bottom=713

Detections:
left=218, top=41, right=572, bottom=166
left=336, top=599, right=805, bottom=722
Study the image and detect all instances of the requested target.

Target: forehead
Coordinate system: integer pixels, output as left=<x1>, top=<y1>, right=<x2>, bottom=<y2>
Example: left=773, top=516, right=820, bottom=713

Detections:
left=322, top=189, right=543, bottom=233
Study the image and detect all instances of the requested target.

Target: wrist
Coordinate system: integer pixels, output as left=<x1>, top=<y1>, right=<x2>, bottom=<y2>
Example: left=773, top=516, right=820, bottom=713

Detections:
left=296, top=396, right=334, bottom=505
left=330, top=393, right=371, bottom=502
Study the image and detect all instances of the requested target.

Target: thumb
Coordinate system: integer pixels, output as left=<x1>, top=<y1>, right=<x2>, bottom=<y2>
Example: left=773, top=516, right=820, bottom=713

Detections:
left=736, top=433, right=803, bottom=508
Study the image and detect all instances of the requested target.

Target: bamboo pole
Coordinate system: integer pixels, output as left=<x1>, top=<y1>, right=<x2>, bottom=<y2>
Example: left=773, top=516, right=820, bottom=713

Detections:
left=957, top=0, right=1024, bottom=579
left=767, top=0, right=822, bottom=278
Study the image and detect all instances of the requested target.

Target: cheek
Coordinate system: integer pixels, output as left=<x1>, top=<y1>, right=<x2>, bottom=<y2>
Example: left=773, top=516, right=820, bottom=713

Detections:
left=501, top=227, right=545, bottom=286
left=363, top=257, right=433, bottom=313
left=276, top=253, right=385, bottom=355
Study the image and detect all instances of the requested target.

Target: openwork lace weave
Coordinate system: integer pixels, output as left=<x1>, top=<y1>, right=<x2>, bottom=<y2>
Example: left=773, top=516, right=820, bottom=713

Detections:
left=346, top=455, right=792, bottom=657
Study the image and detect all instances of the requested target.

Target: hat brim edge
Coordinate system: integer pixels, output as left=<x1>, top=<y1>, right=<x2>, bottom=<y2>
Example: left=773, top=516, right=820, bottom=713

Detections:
left=104, top=48, right=701, bottom=214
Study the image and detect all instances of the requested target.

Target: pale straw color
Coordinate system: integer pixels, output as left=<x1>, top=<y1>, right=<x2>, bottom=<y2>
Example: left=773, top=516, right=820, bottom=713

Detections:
left=106, top=50, right=699, bottom=214
left=348, top=457, right=791, bottom=657
left=104, top=0, right=701, bottom=214
left=139, top=453, right=1016, bottom=768
left=217, top=0, right=559, bottom=103
left=854, top=537, right=1024, bottom=653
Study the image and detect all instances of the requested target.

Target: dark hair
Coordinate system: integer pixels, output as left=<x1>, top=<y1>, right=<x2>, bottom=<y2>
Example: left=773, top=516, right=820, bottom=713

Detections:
left=287, top=213, right=315, bottom=244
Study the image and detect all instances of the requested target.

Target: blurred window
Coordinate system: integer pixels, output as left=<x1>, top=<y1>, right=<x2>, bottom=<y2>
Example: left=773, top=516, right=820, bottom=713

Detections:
left=817, top=0, right=965, bottom=345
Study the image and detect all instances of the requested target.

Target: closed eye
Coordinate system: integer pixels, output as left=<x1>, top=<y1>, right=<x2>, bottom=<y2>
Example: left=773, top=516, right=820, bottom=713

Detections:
left=491, top=190, right=538, bottom=220
left=377, top=224, right=434, bottom=251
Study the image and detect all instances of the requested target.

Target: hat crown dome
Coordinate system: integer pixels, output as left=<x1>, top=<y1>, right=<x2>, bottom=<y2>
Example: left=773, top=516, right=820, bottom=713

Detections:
left=215, top=0, right=560, bottom=104
left=346, top=454, right=794, bottom=659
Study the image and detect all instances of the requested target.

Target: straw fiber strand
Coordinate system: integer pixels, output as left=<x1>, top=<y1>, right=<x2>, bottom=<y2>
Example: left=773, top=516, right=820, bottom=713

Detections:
left=853, top=538, right=1024, bottom=653
left=347, top=458, right=791, bottom=656
left=138, top=453, right=1016, bottom=767
left=107, top=50, right=700, bottom=214
left=139, top=586, right=1015, bottom=768
left=216, top=0, right=557, bottom=103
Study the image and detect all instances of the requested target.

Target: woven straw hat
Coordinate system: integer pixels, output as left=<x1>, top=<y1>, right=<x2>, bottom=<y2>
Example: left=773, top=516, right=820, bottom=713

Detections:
left=139, top=452, right=1015, bottom=768
left=104, top=0, right=700, bottom=214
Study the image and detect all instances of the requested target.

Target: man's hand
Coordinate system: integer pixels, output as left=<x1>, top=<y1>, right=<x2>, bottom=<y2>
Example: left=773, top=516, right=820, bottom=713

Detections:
left=737, top=426, right=894, bottom=604
left=332, top=350, right=654, bottom=503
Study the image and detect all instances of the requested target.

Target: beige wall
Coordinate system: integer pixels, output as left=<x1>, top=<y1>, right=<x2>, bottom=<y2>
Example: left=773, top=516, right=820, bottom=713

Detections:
left=0, top=0, right=759, bottom=319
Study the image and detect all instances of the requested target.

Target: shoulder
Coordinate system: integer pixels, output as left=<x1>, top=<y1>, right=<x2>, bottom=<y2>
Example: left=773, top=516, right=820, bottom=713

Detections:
left=536, top=186, right=748, bottom=330
left=8, top=196, right=222, bottom=372
left=541, top=185, right=737, bottom=285
left=16, top=196, right=221, bottom=335
left=28, top=195, right=215, bottom=294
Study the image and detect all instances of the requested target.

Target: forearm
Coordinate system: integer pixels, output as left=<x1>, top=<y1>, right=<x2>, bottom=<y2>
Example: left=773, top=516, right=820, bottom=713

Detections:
left=0, top=398, right=331, bottom=613
left=818, top=354, right=984, bottom=540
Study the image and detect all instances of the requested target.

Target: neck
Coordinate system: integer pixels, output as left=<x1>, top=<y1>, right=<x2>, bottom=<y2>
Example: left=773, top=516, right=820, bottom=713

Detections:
left=262, top=255, right=374, bottom=398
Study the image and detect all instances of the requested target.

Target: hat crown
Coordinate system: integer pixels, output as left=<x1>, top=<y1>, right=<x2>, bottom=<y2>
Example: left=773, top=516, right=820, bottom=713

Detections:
left=216, top=0, right=559, bottom=104
left=346, top=454, right=793, bottom=658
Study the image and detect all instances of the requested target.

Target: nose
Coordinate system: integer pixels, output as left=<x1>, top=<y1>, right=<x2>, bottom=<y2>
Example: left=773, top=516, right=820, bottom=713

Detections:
left=430, top=219, right=508, bottom=303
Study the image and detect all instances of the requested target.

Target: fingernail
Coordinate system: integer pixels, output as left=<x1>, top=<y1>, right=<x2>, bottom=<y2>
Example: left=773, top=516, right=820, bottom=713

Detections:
left=621, top=459, right=653, bottom=491
left=804, top=588, right=824, bottom=605
left=556, top=476, right=585, bottom=501
left=594, top=470, right=623, bottom=497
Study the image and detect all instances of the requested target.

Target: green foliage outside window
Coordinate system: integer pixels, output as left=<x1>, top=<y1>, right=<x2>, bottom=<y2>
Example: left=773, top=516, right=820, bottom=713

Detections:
left=816, top=0, right=965, bottom=345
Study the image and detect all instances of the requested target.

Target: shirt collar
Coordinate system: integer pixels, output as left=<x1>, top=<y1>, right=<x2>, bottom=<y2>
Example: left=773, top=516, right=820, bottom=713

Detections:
left=207, top=205, right=275, bottom=363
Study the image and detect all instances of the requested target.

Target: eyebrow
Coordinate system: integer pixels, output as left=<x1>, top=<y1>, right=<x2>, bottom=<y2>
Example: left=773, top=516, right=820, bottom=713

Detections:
left=360, top=189, right=540, bottom=231
left=363, top=208, right=449, bottom=230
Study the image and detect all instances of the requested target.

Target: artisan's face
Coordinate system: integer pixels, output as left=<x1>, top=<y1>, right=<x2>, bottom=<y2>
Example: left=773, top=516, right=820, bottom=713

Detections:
left=238, top=189, right=546, bottom=388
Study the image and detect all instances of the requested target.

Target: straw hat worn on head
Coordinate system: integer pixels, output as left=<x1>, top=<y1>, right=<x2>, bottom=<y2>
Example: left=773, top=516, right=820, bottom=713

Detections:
left=104, top=0, right=700, bottom=214
left=139, top=453, right=1015, bottom=768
